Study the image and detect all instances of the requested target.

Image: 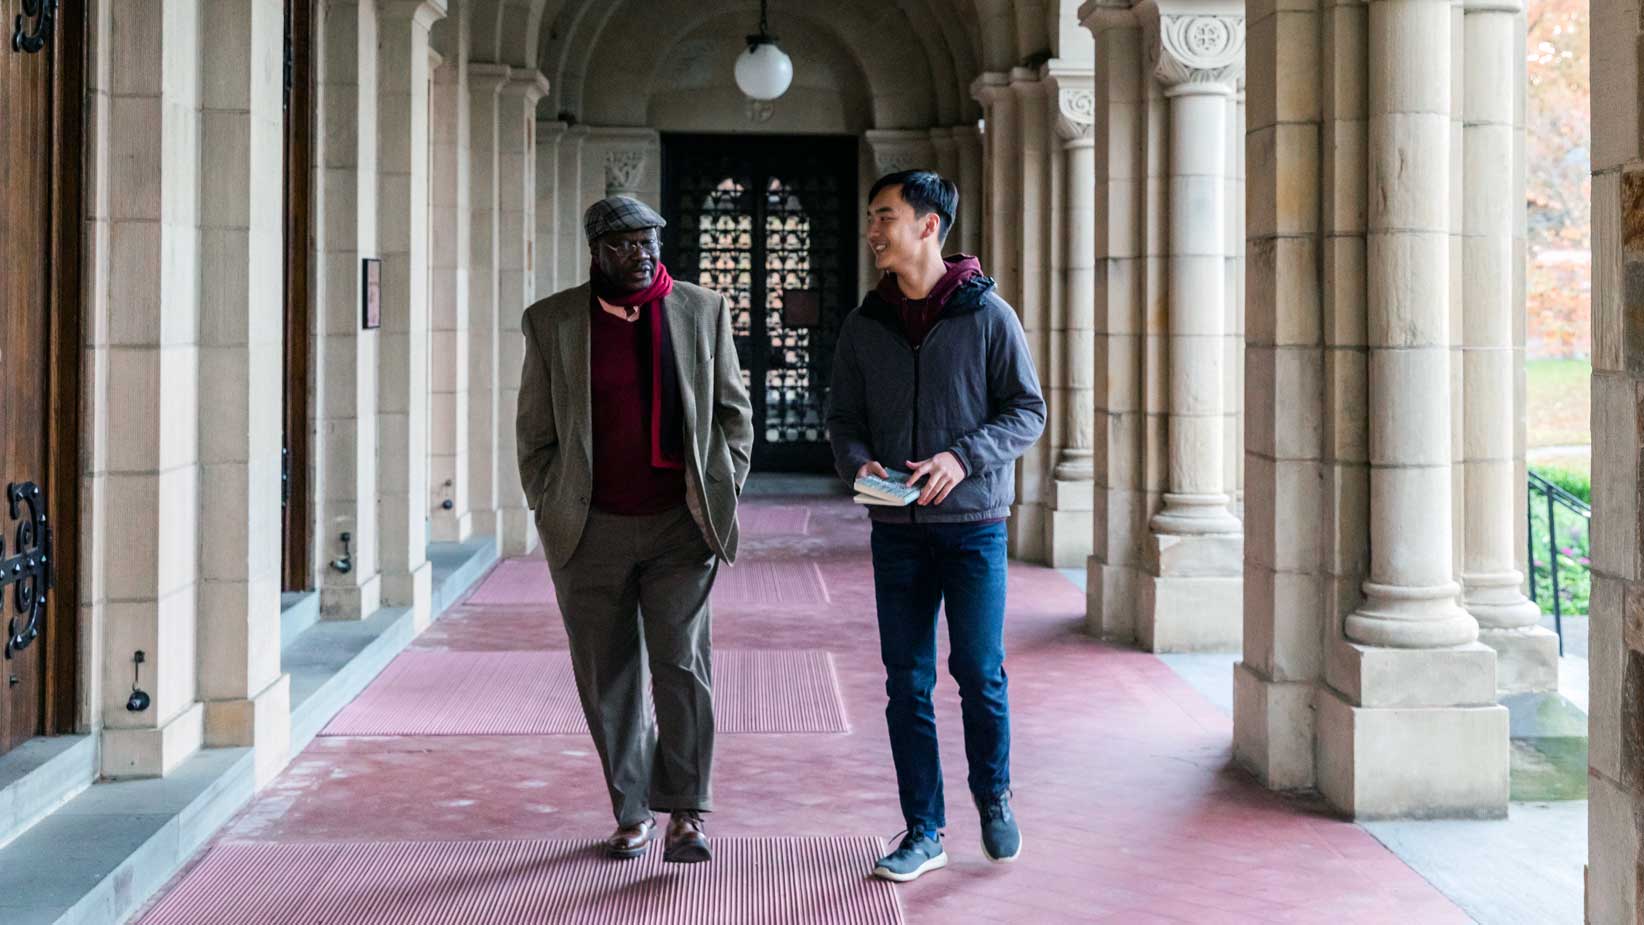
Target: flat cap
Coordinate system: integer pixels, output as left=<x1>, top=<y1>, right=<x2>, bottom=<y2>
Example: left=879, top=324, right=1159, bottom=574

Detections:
left=583, top=195, right=667, bottom=244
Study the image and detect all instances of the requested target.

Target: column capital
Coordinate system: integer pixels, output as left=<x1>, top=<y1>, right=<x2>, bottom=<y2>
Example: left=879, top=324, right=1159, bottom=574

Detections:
left=501, top=68, right=550, bottom=105
left=537, top=119, right=569, bottom=144
left=969, top=71, right=1012, bottom=106
left=468, top=62, right=511, bottom=94
left=1042, top=64, right=1096, bottom=144
left=1137, top=1, right=1245, bottom=95
left=603, top=148, right=646, bottom=196
left=865, top=128, right=936, bottom=176
left=379, top=0, right=446, bottom=29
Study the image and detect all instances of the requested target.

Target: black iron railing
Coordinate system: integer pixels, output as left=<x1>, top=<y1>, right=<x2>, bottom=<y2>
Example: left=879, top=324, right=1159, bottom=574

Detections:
left=1526, top=470, right=1592, bottom=655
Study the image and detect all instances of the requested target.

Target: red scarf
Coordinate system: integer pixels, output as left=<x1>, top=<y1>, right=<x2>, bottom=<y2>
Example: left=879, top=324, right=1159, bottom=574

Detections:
left=590, top=261, right=684, bottom=469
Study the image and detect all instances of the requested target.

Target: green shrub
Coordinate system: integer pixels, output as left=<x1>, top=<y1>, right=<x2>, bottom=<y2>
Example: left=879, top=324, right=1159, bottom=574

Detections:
left=1527, top=469, right=1591, bottom=616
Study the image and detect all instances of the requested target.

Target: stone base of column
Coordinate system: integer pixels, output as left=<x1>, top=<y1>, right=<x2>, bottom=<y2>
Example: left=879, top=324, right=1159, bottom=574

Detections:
left=432, top=510, right=475, bottom=543
left=321, top=572, right=383, bottom=621
left=1044, top=480, right=1093, bottom=569
left=1136, top=532, right=1243, bottom=652
left=383, top=560, right=435, bottom=630
left=498, top=507, right=538, bottom=557
left=102, top=702, right=205, bottom=779
left=1232, top=662, right=1315, bottom=790
left=1085, top=559, right=1139, bottom=643
left=1008, top=502, right=1047, bottom=563
left=204, top=674, right=292, bottom=785
left=1478, top=625, right=1560, bottom=694
left=1317, top=641, right=1507, bottom=818
left=1588, top=773, right=1642, bottom=923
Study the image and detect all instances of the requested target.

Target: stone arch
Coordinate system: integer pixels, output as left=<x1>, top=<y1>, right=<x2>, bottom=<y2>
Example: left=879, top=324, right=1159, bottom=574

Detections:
left=537, top=0, right=992, bottom=129
left=632, top=13, right=875, bottom=135
left=467, top=0, right=549, bottom=67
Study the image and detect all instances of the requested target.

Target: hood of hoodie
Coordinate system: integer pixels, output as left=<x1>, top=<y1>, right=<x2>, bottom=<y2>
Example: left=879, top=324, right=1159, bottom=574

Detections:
left=861, top=255, right=994, bottom=329
left=873, top=254, right=983, bottom=309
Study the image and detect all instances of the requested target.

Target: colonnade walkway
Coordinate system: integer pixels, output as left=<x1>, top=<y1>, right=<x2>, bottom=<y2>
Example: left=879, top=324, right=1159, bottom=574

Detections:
left=131, top=493, right=1466, bottom=924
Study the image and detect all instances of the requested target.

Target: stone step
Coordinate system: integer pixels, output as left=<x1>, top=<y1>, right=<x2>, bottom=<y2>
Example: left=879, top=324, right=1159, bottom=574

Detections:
left=0, top=734, right=96, bottom=851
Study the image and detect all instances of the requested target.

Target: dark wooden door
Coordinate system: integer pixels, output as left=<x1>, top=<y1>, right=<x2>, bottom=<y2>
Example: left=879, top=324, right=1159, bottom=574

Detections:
left=282, top=0, right=312, bottom=591
left=661, top=134, right=858, bottom=473
left=0, top=0, right=82, bottom=755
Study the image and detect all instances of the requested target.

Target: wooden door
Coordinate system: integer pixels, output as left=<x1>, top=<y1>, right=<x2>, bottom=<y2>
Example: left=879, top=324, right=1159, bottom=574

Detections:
left=282, top=0, right=313, bottom=591
left=661, top=134, right=858, bottom=473
left=0, top=0, right=82, bottom=755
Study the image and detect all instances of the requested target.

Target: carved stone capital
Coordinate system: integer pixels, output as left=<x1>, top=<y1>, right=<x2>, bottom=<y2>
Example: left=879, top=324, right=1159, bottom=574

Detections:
left=1141, top=6, right=1245, bottom=94
left=1054, top=88, right=1096, bottom=141
left=865, top=130, right=934, bottom=177
left=603, top=149, right=647, bottom=195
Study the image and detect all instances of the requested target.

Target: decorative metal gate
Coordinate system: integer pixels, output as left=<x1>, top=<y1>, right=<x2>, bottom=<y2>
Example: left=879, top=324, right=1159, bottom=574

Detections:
left=661, top=134, right=858, bottom=472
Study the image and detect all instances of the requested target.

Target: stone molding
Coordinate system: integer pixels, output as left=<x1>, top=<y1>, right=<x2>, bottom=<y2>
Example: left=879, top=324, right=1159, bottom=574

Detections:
left=468, top=61, right=511, bottom=93
left=1054, top=88, right=1096, bottom=141
left=603, top=149, right=646, bottom=195
left=865, top=129, right=934, bottom=176
left=969, top=70, right=1012, bottom=106
left=1137, top=2, right=1245, bottom=94
left=501, top=68, right=550, bottom=104
left=379, top=0, right=447, bottom=28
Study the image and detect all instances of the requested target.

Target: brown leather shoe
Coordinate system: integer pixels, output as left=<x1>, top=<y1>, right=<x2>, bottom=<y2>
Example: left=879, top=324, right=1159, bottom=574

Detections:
left=605, top=817, right=655, bottom=859
left=663, top=810, right=711, bottom=863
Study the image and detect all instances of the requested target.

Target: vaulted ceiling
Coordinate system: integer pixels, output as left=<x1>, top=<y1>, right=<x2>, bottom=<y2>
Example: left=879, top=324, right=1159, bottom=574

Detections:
left=459, top=0, right=1085, bottom=128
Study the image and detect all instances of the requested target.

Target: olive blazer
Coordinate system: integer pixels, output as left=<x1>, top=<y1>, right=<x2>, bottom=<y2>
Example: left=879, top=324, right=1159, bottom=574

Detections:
left=516, top=280, right=754, bottom=568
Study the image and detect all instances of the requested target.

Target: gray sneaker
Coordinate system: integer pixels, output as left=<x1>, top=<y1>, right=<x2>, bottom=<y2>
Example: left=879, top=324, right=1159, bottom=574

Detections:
left=871, top=828, right=948, bottom=882
left=977, top=793, right=1021, bottom=862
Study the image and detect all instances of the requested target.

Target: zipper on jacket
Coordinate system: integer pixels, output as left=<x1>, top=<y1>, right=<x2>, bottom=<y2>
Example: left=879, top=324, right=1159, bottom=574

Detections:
left=910, top=341, right=920, bottom=525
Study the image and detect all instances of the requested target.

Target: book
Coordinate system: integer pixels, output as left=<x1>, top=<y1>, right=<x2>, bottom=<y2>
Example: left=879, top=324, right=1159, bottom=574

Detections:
left=854, top=469, right=921, bottom=507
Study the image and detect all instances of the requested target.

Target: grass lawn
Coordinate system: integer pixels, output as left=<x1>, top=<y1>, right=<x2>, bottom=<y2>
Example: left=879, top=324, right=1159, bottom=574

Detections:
left=1527, top=358, right=1592, bottom=452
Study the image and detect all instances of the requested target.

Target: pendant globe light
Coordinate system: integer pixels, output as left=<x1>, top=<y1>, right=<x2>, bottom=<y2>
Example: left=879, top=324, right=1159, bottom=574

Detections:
left=734, top=0, right=793, bottom=102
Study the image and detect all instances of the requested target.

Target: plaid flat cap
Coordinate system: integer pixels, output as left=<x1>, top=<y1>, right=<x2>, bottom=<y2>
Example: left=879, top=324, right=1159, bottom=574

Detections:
left=583, top=195, right=667, bottom=243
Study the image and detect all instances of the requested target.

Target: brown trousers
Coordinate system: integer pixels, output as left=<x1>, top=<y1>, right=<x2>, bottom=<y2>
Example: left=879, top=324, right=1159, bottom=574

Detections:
left=548, top=505, right=717, bottom=826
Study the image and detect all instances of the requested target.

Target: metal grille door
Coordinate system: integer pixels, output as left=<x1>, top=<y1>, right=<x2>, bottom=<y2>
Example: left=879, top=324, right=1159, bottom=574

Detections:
left=662, top=135, right=857, bottom=472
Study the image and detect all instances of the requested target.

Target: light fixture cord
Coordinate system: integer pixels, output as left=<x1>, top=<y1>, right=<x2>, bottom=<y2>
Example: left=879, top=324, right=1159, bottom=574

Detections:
left=759, top=0, right=770, bottom=37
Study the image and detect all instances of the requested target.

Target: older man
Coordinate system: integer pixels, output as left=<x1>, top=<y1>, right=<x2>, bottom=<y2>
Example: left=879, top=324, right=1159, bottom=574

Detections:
left=517, top=195, right=753, bottom=863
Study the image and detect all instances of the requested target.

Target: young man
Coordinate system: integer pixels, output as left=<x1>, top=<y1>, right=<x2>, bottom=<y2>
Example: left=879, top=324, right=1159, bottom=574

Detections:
left=516, top=196, right=754, bottom=863
left=827, top=171, right=1046, bottom=881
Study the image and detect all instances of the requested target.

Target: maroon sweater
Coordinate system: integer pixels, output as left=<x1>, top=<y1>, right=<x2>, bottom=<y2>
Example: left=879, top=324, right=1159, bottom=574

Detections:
left=875, top=254, right=984, bottom=347
left=588, top=301, right=686, bottom=515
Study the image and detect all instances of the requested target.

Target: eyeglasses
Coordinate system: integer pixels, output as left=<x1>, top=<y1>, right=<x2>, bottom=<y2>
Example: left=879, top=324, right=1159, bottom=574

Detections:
left=600, top=237, right=661, bottom=258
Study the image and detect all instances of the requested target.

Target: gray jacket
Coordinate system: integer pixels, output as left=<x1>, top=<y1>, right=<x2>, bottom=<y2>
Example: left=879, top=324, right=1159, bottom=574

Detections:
left=826, top=275, right=1046, bottom=523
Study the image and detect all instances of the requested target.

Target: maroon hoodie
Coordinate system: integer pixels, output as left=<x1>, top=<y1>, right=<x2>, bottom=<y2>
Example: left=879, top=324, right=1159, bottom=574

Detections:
left=874, top=254, right=983, bottom=347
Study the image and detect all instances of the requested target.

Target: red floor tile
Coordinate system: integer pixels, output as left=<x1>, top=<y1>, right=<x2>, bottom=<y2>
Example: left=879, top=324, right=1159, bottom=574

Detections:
left=141, top=496, right=1468, bottom=924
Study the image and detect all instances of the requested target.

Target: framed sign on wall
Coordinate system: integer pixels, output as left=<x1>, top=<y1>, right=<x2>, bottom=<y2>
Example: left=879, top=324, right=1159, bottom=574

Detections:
left=361, top=257, right=381, bottom=330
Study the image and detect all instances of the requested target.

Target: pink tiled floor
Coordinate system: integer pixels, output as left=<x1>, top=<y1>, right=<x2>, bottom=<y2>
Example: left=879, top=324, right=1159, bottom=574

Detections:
left=145, top=494, right=1468, bottom=923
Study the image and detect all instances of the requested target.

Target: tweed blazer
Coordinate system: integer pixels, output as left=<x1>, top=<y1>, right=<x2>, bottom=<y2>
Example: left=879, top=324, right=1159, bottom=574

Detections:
left=517, top=279, right=754, bottom=569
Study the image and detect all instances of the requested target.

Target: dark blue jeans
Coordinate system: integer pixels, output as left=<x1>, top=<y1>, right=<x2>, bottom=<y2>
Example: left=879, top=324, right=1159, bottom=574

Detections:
left=870, top=519, right=1010, bottom=832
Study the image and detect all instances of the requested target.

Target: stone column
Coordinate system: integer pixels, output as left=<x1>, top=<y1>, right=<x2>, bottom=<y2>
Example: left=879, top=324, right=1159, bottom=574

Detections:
left=1009, top=70, right=1051, bottom=563
left=494, top=70, right=549, bottom=557
left=929, top=128, right=961, bottom=251
left=1586, top=0, right=1644, bottom=912
left=1460, top=0, right=1555, bottom=692
left=954, top=124, right=984, bottom=258
left=1316, top=0, right=1506, bottom=818
left=466, top=63, right=506, bottom=540
left=603, top=147, right=646, bottom=198
left=1134, top=3, right=1245, bottom=651
left=376, top=0, right=445, bottom=626
left=1231, top=0, right=1328, bottom=791
left=1082, top=19, right=1148, bottom=643
left=195, top=0, right=291, bottom=785
left=557, top=126, right=591, bottom=289
left=535, top=121, right=565, bottom=298
left=315, top=0, right=382, bottom=621
left=971, top=73, right=1018, bottom=317
left=429, top=48, right=472, bottom=543
left=97, top=0, right=206, bottom=778
left=1044, top=72, right=1096, bottom=569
